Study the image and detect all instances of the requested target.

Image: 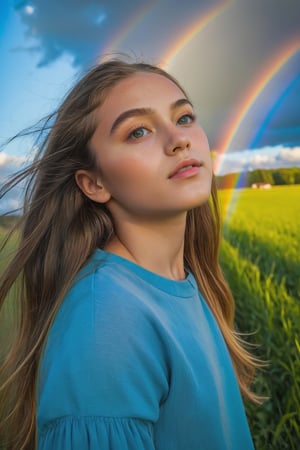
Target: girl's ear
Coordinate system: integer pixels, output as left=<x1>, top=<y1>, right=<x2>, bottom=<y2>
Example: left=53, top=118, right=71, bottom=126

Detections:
left=75, top=170, right=111, bottom=203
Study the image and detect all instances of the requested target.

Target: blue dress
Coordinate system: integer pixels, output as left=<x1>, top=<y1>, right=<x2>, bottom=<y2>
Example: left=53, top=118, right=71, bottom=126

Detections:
left=37, top=249, right=254, bottom=449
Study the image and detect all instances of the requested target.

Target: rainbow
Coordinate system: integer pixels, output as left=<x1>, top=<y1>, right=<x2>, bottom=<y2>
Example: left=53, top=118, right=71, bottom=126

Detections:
left=214, top=39, right=300, bottom=174
left=212, top=38, right=300, bottom=219
left=161, top=0, right=235, bottom=69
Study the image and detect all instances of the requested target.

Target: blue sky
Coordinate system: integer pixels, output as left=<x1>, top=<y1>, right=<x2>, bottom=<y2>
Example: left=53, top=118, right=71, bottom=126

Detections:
left=1, top=0, right=300, bottom=211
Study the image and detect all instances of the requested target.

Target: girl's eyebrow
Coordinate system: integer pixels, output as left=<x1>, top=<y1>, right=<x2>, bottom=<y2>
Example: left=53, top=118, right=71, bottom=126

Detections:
left=110, top=98, right=193, bottom=135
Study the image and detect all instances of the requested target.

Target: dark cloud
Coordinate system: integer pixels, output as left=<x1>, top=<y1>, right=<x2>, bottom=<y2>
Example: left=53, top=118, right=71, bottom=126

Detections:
left=250, top=74, right=300, bottom=148
left=14, top=0, right=153, bottom=67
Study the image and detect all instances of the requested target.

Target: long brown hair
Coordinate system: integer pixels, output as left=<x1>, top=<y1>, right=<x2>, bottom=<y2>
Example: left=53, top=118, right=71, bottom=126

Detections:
left=0, top=59, right=260, bottom=449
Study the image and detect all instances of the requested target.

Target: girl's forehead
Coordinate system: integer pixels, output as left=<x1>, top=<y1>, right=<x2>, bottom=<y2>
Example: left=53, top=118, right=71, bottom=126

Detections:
left=100, top=72, right=186, bottom=112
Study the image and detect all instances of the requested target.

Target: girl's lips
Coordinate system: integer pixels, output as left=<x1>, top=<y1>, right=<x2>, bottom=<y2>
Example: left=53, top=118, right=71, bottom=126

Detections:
left=170, top=165, right=200, bottom=179
left=168, top=159, right=201, bottom=179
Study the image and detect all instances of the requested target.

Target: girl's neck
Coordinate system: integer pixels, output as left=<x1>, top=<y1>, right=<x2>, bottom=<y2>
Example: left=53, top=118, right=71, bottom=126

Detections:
left=104, top=214, right=187, bottom=280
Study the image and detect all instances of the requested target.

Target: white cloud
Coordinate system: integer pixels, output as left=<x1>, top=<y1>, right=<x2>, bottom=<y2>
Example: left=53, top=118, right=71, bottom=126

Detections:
left=0, top=197, right=23, bottom=213
left=0, top=153, right=27, bottom=168
left=248, top=154, right=276, bottom=166
left=24, top=5, right=35, bottom=15
left=214, top=145, right=300, bottom=175
left=0, top=153, right=28, bottom=185
left=279, top=147, right=300, bottom=163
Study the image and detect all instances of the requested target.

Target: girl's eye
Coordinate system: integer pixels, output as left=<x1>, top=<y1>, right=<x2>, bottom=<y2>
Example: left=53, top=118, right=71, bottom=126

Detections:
left=177, top=114, right=195, bottom=125
left=128, top=127, right=149, bottom=140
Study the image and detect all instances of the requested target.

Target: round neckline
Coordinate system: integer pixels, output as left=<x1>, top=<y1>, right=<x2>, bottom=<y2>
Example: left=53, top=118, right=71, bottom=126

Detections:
left=93, top=248, right=197, bottom=298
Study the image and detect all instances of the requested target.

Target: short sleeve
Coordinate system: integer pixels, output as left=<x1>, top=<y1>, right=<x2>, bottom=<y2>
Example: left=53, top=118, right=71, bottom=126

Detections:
left=37, top=266, right=170, bottom=449
left=38, top=416, right=155, bottom=450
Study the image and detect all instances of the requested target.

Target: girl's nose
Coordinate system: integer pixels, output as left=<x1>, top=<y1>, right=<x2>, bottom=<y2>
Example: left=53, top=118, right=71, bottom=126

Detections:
left=164, top=128, right=191, bottom=155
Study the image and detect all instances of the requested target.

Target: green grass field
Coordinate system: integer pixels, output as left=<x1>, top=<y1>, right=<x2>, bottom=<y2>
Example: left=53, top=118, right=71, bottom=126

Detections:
left=0, top=185, right=299, bottom=449
left=219, top=185, right=300, bottom=450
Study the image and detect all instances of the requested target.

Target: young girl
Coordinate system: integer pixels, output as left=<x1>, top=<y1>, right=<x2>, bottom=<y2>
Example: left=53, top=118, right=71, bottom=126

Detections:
left=0, top=59, right=260, bottom=449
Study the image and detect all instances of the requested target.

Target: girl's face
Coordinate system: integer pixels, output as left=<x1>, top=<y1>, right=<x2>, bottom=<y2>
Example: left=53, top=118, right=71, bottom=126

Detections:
left=89, top=72, right=213, bottom=221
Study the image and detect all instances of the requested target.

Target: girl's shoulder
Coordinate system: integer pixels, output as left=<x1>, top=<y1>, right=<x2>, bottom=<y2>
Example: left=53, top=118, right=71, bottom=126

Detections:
left=49, top=248, right=158, bottom=342
left=68, top=248, right=149, bottom=310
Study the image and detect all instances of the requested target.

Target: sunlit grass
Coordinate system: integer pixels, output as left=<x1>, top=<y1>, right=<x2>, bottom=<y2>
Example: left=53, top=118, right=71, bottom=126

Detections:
left=219, top=185, right=300, bottom=450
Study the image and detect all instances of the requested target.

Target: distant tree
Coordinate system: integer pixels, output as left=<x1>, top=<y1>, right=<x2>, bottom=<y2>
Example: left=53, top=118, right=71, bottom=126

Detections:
left=273, top=169, right=295, bottom=185
left=0, top=215, right=19, bottom=229
left=261, top=169, right=274, bottom=184
left=246, top=169, right=273, bottom=186
left=294, top=168, right=300, bottom=184
left=272, top=170, right=284, bottom=185
left=246, top=170, right=258, bottom=186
